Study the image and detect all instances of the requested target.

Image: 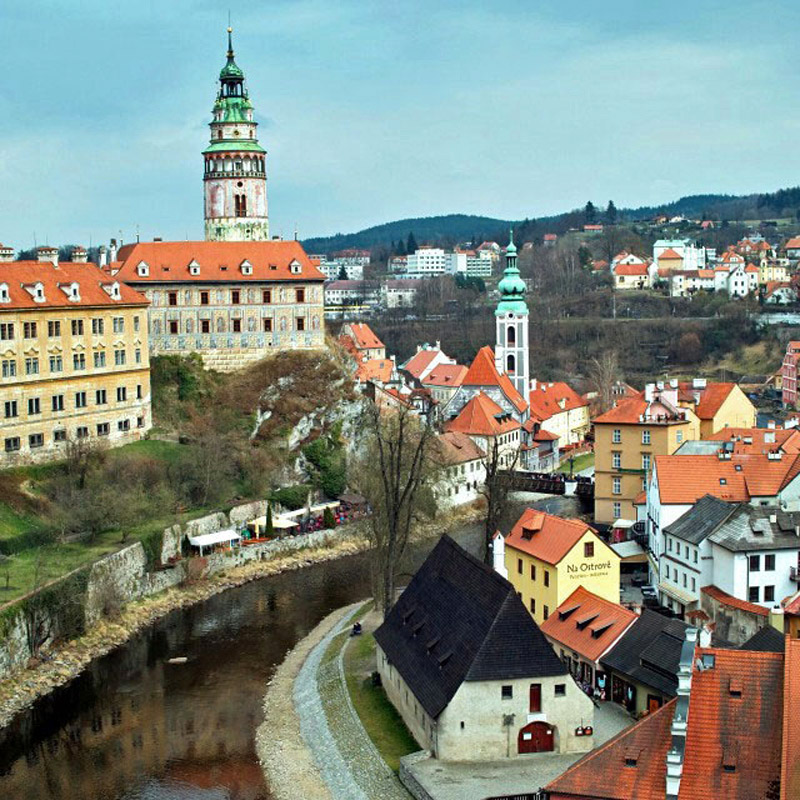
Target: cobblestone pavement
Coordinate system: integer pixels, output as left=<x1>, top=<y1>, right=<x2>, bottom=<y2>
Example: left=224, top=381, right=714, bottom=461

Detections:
left=405, top=702, right=633, bottom=800
left=295, top=603, right=410, bottom=800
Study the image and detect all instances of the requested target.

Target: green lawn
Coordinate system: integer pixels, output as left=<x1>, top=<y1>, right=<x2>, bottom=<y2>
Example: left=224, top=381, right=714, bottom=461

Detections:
left=343, top=630, right=419, bottom=771
left=0, top=503, right=39, bottom=540
left=561, top=451, right=595, bottom=474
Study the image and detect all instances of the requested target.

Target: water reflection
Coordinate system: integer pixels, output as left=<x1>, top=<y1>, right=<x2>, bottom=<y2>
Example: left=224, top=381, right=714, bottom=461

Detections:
left=0, top=495, right=588, bottom=800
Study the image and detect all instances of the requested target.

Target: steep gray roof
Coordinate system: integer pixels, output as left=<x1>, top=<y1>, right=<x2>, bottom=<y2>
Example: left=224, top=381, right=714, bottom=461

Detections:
left=374, top=535, right=567, bottom=719
left=740, top=625, right=786, bottom=653
left=708, top=505, right=800, bottom=552
left=664, top=494, right=737, bottom=545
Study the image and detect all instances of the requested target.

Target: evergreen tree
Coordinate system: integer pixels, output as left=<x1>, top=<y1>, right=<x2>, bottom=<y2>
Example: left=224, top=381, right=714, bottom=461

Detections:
left=265, top=503, right=274, bottom=538
left=337, top=264, right=348, bottom=280
left=584, top=201, right=597, bottom=224
left=406, top=232, right=418, bottom=253
left=396, top=239, right=406, bottom=256
left=605, top=200, right=617, bottom=224
left=323, top=506, right=336, bottom=529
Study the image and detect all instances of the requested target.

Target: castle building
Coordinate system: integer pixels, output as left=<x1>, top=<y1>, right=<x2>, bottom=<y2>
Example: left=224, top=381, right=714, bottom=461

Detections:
left=203, top=29, right=269, bottom=242
left=0, top=249, right=152, bottom=465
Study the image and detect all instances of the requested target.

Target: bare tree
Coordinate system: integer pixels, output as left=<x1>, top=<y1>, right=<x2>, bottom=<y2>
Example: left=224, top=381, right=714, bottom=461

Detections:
left=355, top=403, right=437, bottom=617
left=479, top=436, right=519, bottom=565
left=588, top=351, right=622, bottom=412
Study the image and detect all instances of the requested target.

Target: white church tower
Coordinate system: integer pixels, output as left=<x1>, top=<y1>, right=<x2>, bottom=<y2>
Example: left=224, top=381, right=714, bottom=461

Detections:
left=494, top=229, right=529, bottom=399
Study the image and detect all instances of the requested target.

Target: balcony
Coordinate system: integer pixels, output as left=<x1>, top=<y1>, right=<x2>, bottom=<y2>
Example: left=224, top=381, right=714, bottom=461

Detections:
left=791, top=566, right=800, bottom=583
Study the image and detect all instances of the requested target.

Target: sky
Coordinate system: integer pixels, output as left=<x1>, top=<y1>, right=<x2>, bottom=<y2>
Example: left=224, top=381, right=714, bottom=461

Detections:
left=2, top=0, right=800, bottom=249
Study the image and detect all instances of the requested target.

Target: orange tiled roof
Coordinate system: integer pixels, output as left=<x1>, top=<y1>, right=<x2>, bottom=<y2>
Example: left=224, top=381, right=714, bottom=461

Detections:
left=784, top=237, right=800, bottom=249
left=707, top=427, right=800, bottom=455
left=528, top=381, right=588, bottom=421
left=593, top=392, right=647, bottom=424
left=0, top=261, right=148, bottom=310
left=115, top=240, right=325, bottom=283
left=433, top=430, right=485, bottom=466
left=781, top=637, right=800, bottom=800
left=402, top=348, right=440, bottom=378
left=701, top=585, right=769, bottom=617
left=444, top=392, right=519, bottom=437
left=659, top=248, right=682, bottom=260
left=615, top=262, right=648, bottom=276
left=504, top=508, right=601, bottom=566
left=681, top=381, right=736, bottom=419
left=345, top=322, right=384, bottom=350
left=540, top=587, right=637, bottom=663
left=422, top=364, right=467, bottom=387
left=355, top=358, right=393, bottom=383
left=462, top=346, right=527, bottom=414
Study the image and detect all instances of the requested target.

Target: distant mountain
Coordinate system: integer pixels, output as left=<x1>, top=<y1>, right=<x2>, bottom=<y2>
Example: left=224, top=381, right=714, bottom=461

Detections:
left=303, top=187, right=800, bottom=255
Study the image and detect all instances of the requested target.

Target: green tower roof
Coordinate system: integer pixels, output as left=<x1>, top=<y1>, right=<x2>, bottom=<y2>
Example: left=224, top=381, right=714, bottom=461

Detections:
left=495, top=228, right=527, bottom=316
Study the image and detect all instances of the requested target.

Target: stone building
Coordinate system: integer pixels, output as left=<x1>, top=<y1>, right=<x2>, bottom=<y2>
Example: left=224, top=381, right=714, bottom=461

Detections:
left=112, top=240, right=325, bottom=371
left=0, top=248, right=152, bottom=464
left=374, top=536, right=594, bottom=761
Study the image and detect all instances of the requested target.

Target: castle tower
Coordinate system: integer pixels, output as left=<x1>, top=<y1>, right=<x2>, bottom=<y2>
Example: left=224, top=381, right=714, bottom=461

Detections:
left=495, top=229, right=529, bottom=398
left=203, top=28, right=269, bottom=241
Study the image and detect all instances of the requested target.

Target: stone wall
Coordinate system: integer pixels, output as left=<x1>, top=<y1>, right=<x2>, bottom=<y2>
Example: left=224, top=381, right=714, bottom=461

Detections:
left=700, top=589, right=767, bottom=645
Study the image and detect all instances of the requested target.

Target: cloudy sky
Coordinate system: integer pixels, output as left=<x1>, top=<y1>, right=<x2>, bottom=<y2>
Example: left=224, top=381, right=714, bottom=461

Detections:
left=2, top=0, right=800, bottom=248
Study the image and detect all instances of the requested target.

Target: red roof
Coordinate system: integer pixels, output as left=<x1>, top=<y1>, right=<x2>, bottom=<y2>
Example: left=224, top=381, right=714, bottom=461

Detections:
left=433, top=430, right=485, bottom=466
left=0, top=261, right=148, bottom=310
left=344, top=322, right=384, bottom=351
left=462, top=346, right=527, bottom=414
left=784, top=237, right=800, bottom=250
left=504, top=508, right=601, bottom=566
left=528, top=381, right=588, bottom=421
left=659, top=248, right=683, bottom=260
left=115, top=240, right=325, bottom=283
left=593, top=392, right=647, bottom=424
left=355, top=358, right=393, bottom=383
left=781, top=638, right=800, bottom=800
left=681, top=381, right=737, bottom=419
left=615, top=262, right=649, bottom=276
left=422, top=364, right=467, bottom=388
left=403, top=348, right=440, bottom=378
left=444, top=392, right=519, bottom=438
left=701, top=585, right=769, bottom=617
left=707, top=427, right=800, bottom=455
left=540, top=587, right=636, bottom=663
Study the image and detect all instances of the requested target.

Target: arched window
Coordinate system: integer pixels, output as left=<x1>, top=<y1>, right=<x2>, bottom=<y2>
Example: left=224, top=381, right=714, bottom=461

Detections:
left=217, top=318, right=225, bottom=333
left=507, top=354, right=516, bottom=374
left=507, top=325, right=516, bottom=345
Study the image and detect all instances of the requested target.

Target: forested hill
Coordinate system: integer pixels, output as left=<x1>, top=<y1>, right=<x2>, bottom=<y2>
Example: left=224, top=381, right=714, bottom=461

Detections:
left=302, top=186, right=800, bottom=255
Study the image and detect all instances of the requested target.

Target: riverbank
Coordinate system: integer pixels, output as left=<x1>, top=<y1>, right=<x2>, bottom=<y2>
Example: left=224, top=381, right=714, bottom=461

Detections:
left=0, top=503, right=484, bottom=731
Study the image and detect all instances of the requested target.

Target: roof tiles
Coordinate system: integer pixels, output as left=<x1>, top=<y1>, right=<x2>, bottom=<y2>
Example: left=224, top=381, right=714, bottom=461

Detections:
left=504, top=508, right=602, bottom=566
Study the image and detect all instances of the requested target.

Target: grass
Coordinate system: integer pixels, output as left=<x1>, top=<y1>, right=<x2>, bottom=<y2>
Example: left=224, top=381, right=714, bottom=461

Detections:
left=562, top=451, right=594, bottom=474
left=343, top=625, right=419, bottom=771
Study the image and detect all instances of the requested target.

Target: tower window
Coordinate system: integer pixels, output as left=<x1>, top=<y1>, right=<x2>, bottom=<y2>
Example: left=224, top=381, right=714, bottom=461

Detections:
left=507, top=354, right=516, bottom=374
left=507, top=326, right=516, bottom=345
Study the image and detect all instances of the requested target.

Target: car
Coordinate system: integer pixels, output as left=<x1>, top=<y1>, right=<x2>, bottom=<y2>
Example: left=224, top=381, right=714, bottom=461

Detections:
left=641, top=585, right=657, bottom=597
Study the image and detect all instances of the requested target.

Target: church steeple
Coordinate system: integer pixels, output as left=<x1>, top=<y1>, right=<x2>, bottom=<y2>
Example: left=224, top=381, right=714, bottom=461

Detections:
left=495, top=229, right=530, bottom=399
left=202, top=28, right=269, bottom=242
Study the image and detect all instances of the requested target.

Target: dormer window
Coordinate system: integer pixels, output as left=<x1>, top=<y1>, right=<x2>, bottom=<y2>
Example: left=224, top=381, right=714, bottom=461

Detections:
left=136, top=261, right=149, bottom=277
left=240, top=259, right=253, bottom=276
left=23, top=282, right=46, bottom=302
left=289, top=260, right=302, bottom=275
left=60, top=282, right=80, bottom=302
left=102, top=282, right=121, bottom=300
left=0, top=283, right=8, bottom=303
left=188, top=259, right=200, bottom=276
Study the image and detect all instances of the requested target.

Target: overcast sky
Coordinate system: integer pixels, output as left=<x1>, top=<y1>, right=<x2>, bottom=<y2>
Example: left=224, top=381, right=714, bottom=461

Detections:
left=2, top=0, right=800, bottom=249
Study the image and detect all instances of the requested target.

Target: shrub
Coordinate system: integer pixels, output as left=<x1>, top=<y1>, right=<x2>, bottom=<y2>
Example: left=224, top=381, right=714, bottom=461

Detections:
left=270, top=485, right=311, bottom=511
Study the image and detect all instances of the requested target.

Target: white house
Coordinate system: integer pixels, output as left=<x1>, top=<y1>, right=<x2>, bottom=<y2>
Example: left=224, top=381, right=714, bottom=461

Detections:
left=433, top=430, right=486, bottom=508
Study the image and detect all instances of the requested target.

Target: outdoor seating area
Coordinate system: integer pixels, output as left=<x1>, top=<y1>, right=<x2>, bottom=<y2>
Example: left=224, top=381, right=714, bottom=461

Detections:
left=188, top=529, right=242, bottom=556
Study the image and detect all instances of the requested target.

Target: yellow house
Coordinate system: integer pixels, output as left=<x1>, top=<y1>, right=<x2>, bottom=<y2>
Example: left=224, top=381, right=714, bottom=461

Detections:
left=496, top=508, right=620, bottom=626
left=759, top=261, right=789, bottom=286
left=593, top=387, right=698, bottom=524
left=675, top=380, right=756, bottom=438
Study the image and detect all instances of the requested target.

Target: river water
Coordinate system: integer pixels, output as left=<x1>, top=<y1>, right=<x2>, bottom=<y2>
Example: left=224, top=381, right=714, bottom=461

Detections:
left=0, top=495, right=587, bottom=800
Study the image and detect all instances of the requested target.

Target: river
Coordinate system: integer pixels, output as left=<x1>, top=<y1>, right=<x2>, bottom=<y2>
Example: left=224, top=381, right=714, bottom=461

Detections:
left=0, top=494, right=587, bottom=800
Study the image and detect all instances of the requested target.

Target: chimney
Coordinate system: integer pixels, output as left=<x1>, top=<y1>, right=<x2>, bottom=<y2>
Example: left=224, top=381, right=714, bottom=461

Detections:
left=768, top=419, right=776, bottom=430
left=491, top=533, right=508, bottom=579
left=670, top=378, right=678, bottom=388
left=666, top=628, right=698, bottom=800
left=98, top=245, right=108, bottom=268
left=530, top=378, right=537, bottom=392
left=37, top=246, right=58, bottom=266
left=71, top=246, right=88, bottom=263
left=0, top=244, right=14, bottom=262
left=109, top=239, right=118, bottom=262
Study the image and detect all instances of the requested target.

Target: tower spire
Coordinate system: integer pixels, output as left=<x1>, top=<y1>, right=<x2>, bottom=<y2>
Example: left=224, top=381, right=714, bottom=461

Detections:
left=227, top=25, right=234, bottom=59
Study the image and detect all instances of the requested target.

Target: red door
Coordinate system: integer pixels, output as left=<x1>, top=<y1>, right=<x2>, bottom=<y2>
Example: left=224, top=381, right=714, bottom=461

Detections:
left=518, top=721, right=554, bottom=753
left=529, top=683, right=542, bottom=713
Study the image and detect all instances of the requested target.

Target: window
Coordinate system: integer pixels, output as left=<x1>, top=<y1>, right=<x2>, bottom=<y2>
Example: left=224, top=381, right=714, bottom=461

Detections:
left=764, top=585, right=775, bottom=603
left=91, top=318, right=104, bottom=335
left=544, top=570, right=550, bottom=587
left=133, top=316, right=140, bottom=332
left=765, top=554, right=776, bottom=571
left=232, top=318, right=242, bottom=333
left=200, top=291, right=210, bottom=306
left=667, top=537, right=672, bottom=552
left=71, top=319, right=84, bottom=336
left=2, top=359, right=16, bottom=378
left=118, top=419, right=130, bottom=432
left=262, top=289, right=272, bottom=304
left=529, top=598, right=535, bottom=613
left=517, top=558, right=523, bottom=575
left=4, top=437, right=20, bottom=453
left=749, top=586, right=760, bottom=603
left=51, top=395, right=64, bottom=412
left=612, top=452, right=621, bottom=469
left=75, top=391, right=87, bottom=409
left=501, top=685, right=513, bottom=700
left=168, top=292, right=178, bottom=307
left=116, top=387, right=127, bottom=402
left=113, top=317, right=124, bottom=333
left=543, top=605, right=549, bottom=620
left=0, top=323, right=14, bottom=340
left=231, top=290, right=241, bottom=305
left=135, top=349, right=141, bottom=364
left=96, top=389, right=107, bottom=405
left=296, top=288, right=305, bottom=303
left=136, top=384, right=142, bottom=399
left=296, top=317, right=305, bottom=331
left=168, top=320, right=179, bottom=335
left=529, top=683, right=542, bottom=713
left=76, top=426, right=88, bottom=439
left=642, top=429, right=651, bottom=445
left=4, top=401, right=18, bottom=419
left=26, top=357, right=39, bottom=375
left=73, top=353, right=85, bottom=371
left=749, top=555, right=761, bottom=572
left=676, top=430, right=683, bottom=443
left=28, top=433, right=43, bottom=449
left=23, top=321, right=37, bottom=338
left=201, top=320, right=211, bottom=334
left=114, top=350, right=126, bottom=366
left=49, top=355, right=62, bottom=373
left=530, top=564, right=536, bottom=580
left=693, top=549, right=698, bottom=564
left=612, top=429, right=621, bottom=444
left=584, top=541, right=594, bottom=558
left=691, top=577, right=696, bottom=592
left=682, top=573, right=687, bottom=588
left=613, top=502, right=621, bottom=519
left=612, top=477, right=621, bottom=495
left=554, top=684, right=566, bottom=697
left=96, top=423, right=110, bottom=437
left=52, top=429, right=66, bottom=443
left=642, top=454, right=651, bottom=471
left=93, top=351, right=106, bottom=368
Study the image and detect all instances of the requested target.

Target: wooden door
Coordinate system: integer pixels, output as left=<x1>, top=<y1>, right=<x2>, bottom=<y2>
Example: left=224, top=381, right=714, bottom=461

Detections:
left=518, top=721, right=554, bottom=754
left=529, top=683, right=542, bottom=713
left=647, top=694, right=662, bottom=714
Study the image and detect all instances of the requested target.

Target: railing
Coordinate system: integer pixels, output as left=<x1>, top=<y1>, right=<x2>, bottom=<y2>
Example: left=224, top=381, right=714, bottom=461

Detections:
left=791, top=566, right=800, bottom=582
